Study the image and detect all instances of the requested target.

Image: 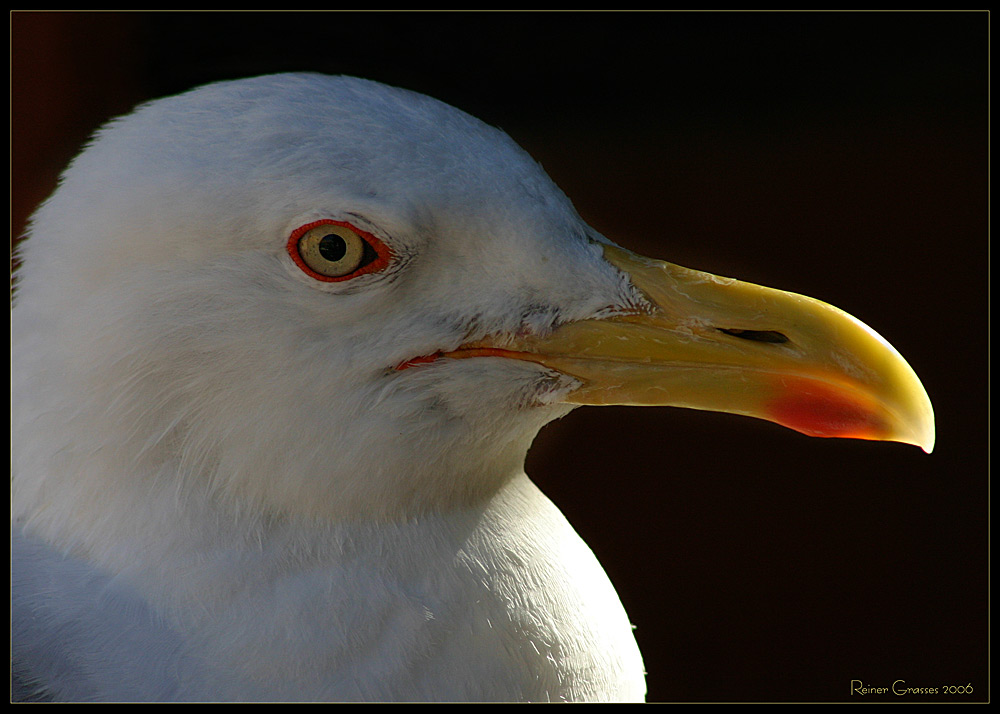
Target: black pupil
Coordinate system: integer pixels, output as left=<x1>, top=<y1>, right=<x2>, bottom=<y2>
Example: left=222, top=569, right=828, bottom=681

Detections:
left=318, top=234, right=348, bottom=262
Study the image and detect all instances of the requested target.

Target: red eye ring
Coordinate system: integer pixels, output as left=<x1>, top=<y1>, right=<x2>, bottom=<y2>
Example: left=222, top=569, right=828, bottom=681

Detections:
left=287, top=219, right=393, bottom=282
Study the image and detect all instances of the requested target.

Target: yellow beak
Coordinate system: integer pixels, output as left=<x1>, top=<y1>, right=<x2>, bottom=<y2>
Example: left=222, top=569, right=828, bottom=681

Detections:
left=451, top=244, right=935, bottom=453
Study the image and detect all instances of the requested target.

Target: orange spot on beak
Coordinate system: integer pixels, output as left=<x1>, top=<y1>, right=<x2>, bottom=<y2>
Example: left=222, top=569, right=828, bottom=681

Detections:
left=766, top=376, right=886, bottom=442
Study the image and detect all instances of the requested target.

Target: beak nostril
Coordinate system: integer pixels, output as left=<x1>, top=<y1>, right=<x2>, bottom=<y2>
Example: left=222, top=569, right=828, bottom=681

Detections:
left=717, top=328, right=790, bottom=344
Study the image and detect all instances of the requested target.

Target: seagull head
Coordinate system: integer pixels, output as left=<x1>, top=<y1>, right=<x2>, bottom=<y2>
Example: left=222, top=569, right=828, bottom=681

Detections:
left=13, top=73, right=934, bottom=529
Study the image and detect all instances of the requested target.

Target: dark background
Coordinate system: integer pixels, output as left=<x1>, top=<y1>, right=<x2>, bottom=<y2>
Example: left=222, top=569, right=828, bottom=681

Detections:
left=11, top=11, right=988, bottom=703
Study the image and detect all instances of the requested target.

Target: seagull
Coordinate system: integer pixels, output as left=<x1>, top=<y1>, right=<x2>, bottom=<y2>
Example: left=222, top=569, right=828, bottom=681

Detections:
left=11, top=73, right=934, bottom=703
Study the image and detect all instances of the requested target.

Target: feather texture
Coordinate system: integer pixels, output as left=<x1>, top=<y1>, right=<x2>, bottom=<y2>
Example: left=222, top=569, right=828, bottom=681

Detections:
left=12, top=74, right=646, bottom=702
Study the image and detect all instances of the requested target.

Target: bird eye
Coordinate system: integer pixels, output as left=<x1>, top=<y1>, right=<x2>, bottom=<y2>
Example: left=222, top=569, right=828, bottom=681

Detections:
left=287, top=220, right=391, bottom=282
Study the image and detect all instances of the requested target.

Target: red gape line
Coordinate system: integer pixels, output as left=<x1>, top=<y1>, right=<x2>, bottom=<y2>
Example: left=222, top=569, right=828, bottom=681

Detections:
left=396, top=347, right=537, bottom=371
left=287, top=219, right=394, bottom=282
left=396, top=353, right=443, bottom=370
